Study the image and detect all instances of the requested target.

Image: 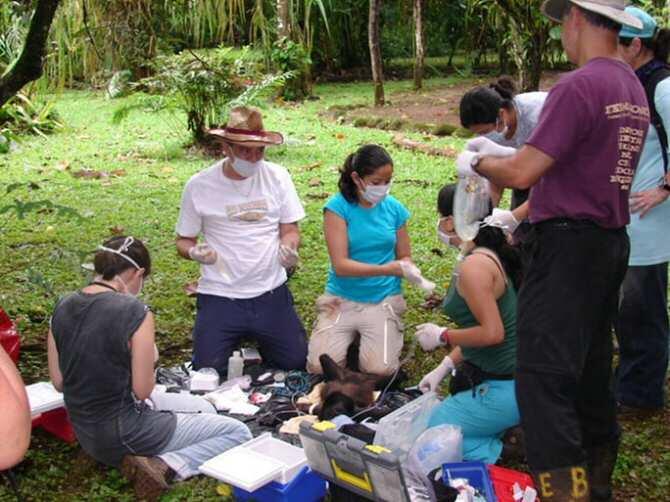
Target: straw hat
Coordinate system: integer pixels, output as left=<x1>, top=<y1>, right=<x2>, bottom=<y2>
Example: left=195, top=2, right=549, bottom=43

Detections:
left=207, top=106, right=284, bottom=147
left=542, top=0, right=643, bottom=29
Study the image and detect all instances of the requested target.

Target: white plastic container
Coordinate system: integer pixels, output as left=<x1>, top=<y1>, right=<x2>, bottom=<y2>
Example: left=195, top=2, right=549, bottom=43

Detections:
left=189, top=367, right=220, bottom=392
left=198, top=433, right=308, bottom=491
left=373, top=391, right=440, bottom=459
left=227, top=350, right=244, bottom=380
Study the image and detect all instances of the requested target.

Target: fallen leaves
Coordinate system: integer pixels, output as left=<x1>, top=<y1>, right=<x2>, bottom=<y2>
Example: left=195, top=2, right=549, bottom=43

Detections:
left=392, top=134, right=458, bottom=158
left=299, top=162, right=322, bottom=171
left=71, top=168, right=127, bottom=180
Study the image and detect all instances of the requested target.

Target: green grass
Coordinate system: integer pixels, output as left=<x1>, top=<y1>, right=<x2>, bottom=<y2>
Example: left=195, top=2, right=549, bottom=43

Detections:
left=0, top=76, right=667, bottom=500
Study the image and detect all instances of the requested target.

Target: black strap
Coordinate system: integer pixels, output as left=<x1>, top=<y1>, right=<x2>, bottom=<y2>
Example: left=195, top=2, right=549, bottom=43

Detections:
left=89, top=281, right=117, bottom=292
left=643, top=66, right=670, bottom=173
left=472, top=249, right=508, bottom=285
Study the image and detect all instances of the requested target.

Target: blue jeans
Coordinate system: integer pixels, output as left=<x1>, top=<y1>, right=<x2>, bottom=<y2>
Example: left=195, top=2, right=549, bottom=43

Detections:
left=427, top=380, right=520, bottom=464
left=615, top=263, right=669, bottom=409
left=192, top=284, right=308, bottom=375
left=152, top=393, right=252, bottom=479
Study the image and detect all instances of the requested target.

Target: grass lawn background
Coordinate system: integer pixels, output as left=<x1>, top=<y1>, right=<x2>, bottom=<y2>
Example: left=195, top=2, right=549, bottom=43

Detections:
left=0, top=76, right=667, bottom=500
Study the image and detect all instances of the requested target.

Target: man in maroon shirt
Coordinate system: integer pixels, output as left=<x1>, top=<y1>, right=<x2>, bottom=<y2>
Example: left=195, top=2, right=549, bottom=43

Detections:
left=457, top=1, right=648, bottom=500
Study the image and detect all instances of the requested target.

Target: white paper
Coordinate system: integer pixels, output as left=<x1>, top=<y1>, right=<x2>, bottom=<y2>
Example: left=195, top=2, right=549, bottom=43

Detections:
left=26, top=381, right=64, bottom=416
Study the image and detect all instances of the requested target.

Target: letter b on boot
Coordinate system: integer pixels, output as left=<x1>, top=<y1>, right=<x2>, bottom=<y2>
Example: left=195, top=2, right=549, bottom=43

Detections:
left=535, top=466, right=590, bottom=500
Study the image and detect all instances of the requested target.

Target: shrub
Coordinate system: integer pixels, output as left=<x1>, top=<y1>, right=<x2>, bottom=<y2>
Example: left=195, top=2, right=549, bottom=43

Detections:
left=270, top=37, right=312, bottom=101
left=113, top=47, right=288, bottom=144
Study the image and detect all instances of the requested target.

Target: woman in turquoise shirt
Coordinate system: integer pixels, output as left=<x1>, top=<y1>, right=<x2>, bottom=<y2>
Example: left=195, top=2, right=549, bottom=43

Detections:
left=306, top=144, right=418, bottom=376
left=414, top=183, right=522, bottom=464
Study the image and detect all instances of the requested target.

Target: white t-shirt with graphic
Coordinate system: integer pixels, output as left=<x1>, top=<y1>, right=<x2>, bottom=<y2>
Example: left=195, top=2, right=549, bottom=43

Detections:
left=176, top=159, right=306, bottom=299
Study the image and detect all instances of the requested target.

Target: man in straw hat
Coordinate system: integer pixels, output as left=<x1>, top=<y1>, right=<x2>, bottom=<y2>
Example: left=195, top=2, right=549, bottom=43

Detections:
left=176, top=106, right=307, bottom=375
left=457, top=1, right=649, bottom=500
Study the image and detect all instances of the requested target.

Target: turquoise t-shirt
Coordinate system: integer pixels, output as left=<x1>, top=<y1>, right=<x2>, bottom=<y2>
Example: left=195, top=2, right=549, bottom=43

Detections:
left=324, top=193, right=410, bottom=303
left=628, top=77, right=670, bottom=266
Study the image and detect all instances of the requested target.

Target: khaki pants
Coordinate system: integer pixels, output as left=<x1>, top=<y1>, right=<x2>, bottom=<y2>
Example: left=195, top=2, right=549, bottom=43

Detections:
left=306, top=294, right=407, bottom=376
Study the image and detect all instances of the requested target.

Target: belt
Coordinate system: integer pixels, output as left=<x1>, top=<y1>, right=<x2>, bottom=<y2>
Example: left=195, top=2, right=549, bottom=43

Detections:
left=533, top=218, right=628, bottom=232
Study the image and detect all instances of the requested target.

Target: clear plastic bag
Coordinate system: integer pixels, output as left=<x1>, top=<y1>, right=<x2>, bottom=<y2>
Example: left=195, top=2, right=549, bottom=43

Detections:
left=453, top=175, right=490, bottom=242
left=407, top=424, right=463, bottom=475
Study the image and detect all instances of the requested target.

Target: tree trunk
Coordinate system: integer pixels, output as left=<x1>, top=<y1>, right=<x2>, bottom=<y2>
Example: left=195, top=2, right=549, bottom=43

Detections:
left=0, top=0, right=61, bottom=108
left=413, top=0, right=425, bottom=90
left=368, top=0, right=384, bottom=106
left=277, top=0, right=290, bottom=38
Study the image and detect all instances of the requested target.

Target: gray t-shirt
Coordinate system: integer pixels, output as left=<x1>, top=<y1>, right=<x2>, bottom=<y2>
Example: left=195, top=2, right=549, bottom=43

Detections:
left=51, top=291, right=177, bottom=467
left=485, top=92, right=548, bottom=208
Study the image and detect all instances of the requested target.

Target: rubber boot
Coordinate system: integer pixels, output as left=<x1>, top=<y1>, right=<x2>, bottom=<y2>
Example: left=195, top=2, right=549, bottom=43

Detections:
left=586, top=439, right=619, bottom=502
left=532, top=465, right=590, bottom=501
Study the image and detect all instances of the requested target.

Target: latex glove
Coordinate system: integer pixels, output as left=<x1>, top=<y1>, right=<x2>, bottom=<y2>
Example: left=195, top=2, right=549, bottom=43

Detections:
left=483, top=208, right=520, bottom=234
left=278, top=244, right=299, bottom=268
left=399, top=261, right=436, bottom=293
left=188, top=243, right=218, bottom=265
left=415, top=322, right=448, bottom=352
left=419, top=356, right=455, bottom=393
left=466, top=136, right=517, bottom=157
left=456, top=150, right=480, bottom=178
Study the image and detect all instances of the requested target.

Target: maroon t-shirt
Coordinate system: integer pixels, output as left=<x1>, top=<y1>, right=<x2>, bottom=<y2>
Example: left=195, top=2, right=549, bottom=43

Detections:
left=526, top=58, right=649, bottom=228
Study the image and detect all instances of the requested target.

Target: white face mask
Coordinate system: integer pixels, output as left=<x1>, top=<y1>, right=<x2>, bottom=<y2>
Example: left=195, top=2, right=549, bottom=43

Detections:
left=231, top=156, right=262, bottom=178
left=118, top=274, right=143, bottom=297
left=361, top=181, right=391, bottom=206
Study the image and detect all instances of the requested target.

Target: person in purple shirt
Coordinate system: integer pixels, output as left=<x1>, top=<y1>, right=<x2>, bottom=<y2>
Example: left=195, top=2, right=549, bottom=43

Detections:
left=457, top=1, right=649, bottom=500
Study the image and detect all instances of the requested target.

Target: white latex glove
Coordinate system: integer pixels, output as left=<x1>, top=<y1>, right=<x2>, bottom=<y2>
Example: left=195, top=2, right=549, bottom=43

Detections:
left=483, top=208, right=520, bottom=234
left=278, top=244, right=299, bottom=269
left=466, top=136, right=517, bottom=157
left=415, top=322, right=448, bottom=352
left=188, top=243, right=218, bottom=265
left=419, top=356, right=455, bottom=393
left=399, top=261, right=436, bottom=293
left=456, top=150, right=479, bottom=178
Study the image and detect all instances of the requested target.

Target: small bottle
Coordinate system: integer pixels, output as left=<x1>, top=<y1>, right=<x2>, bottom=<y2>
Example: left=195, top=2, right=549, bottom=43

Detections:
left=227, top=351, right=244, bottom=380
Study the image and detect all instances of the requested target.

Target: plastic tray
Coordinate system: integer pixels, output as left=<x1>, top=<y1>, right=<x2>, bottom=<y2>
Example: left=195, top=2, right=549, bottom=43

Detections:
left=199, top=446, right=284, bottom=492
left=244, top=433, right=307, bottom=484
left=199, top=433, right=308, bottom=492
left=488, top=464, right=535, bottom=502
left=233, top=466, right=327, bottom=502
left=442, top=461, right=496, bottom=502
left=373, top=391, right=440, bottom=458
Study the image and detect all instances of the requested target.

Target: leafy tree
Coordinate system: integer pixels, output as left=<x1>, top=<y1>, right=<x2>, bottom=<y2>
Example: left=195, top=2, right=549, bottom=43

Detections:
left=0, top=0, right=61, bottom=108
left=494, top=0, right=551, bottom=91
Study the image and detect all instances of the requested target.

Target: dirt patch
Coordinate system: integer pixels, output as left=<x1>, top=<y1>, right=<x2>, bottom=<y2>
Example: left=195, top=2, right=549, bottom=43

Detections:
left=343, top=71, right=566, bottom=130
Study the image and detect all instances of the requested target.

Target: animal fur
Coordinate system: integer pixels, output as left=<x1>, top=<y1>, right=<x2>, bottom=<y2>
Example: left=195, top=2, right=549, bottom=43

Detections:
left=316, top=353, right=392, bottom=420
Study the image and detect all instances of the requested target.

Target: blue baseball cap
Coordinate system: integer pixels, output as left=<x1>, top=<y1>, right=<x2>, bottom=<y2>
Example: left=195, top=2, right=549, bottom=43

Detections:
left=619, top=6, right=657, bottom=39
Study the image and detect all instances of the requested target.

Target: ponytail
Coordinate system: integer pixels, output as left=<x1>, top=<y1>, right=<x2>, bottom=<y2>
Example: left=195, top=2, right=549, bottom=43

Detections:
left=338, top=145, right=393, bottom=203
left=473, top=226, right=524, bottom=290
left=460, top=76, right=517, bottom=128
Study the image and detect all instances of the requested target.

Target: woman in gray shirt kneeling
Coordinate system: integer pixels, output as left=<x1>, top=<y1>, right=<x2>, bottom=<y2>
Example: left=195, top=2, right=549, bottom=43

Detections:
left=47, top=236, right=251, bottom=501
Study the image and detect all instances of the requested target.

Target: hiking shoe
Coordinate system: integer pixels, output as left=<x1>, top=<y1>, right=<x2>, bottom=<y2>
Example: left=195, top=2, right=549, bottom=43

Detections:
left=120, top=455, right=174, bottom=501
